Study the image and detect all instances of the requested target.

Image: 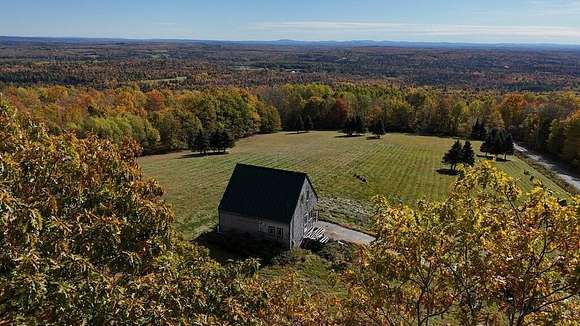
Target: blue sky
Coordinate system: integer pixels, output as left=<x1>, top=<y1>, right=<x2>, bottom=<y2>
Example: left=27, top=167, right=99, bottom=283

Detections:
left=2, top=0, right=580, bottom=43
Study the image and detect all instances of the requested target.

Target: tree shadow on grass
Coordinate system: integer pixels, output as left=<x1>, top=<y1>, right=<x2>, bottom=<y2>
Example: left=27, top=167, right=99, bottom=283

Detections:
left=335, top=134, right=364, bottom=138
left=194, top=230, right=285, bottom=265
left=285, top=131, right=309, bottom=135
left=436, top=168, right=460, bottom=176
left=366, top=136, right=381, bottom=140
left=476, top=154, right=511, bottom=162
left=178, top=152, right=229, bottom=159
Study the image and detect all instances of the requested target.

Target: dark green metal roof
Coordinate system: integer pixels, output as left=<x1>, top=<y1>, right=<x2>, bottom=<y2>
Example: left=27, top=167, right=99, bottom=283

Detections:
left=218, top=164, right=315, bottom=223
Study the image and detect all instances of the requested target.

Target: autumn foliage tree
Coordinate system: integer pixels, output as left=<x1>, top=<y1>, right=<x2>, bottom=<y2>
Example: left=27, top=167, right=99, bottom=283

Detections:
left=562, top=111, right=580, bottom=169
left=0, top=102, right=267, bottom=324
left=344, top=162, right=580, bottom=325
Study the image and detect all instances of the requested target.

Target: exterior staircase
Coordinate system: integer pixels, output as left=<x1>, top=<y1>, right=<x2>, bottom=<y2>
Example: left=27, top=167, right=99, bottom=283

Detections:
left=304, top=225, right=329, bottom=244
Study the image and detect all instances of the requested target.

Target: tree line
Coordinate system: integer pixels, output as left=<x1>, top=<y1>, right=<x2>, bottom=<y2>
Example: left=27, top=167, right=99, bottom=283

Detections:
left=0, top=85, right=281, bottom=154
left=2, top=83, right=578, bottom=170
left=257, top=84, right=579, bottom=171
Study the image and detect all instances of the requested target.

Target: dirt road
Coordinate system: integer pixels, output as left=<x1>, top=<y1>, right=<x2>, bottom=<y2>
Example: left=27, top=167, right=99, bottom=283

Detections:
left=316, top=221, right=375, bottom=245
left=515, top=144, right=580, bottom=191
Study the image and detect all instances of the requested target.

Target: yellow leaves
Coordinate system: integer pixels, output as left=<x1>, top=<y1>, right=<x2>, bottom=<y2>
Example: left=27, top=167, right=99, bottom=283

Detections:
left=354, top=162, right=580, bottom=324
left=14, top=250, right=42, bottom=273
left=2, top=105, right=229, bottom=324
left=452, top=161, right=521, bottom=204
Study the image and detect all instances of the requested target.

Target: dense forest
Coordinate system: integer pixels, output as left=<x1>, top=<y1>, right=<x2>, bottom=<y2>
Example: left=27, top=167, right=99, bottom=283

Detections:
left=0, top=85, right=281, bottom=154
left=1, top=39, right=579, bottom=91
left=2, top=83, right=579, bottom=171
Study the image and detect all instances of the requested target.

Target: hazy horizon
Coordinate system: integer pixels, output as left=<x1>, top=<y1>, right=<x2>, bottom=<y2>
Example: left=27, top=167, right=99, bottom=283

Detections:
left=2, top=0, right=580, bottom=45
left=3, top=36, right=580, bottom=47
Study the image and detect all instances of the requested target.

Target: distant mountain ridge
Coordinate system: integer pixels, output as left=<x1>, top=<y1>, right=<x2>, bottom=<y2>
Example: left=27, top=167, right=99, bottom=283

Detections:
left=1, top=36, right=580, bottom=50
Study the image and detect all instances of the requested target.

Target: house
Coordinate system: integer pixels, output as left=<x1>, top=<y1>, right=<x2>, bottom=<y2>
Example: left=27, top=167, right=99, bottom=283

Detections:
left=218, top=164, right=325, bottom=249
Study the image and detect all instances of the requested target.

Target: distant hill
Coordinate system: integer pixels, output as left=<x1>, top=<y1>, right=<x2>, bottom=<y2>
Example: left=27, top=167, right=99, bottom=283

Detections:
left=2, top=36, right=580, bottom=50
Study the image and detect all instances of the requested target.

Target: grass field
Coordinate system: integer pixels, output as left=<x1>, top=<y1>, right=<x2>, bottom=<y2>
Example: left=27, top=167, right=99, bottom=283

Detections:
left=139, top=131, right=568, bottom=239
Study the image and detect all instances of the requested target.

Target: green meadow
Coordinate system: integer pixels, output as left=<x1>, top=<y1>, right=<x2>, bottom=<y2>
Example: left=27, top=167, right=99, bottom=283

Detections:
left=139, top=131, right=567, bottom=239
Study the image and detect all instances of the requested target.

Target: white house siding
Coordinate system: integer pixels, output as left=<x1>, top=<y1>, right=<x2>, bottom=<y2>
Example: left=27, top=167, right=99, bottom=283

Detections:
left=219, top=210, right=292, bottom=248
left=290, top=179, right=318, bottom=247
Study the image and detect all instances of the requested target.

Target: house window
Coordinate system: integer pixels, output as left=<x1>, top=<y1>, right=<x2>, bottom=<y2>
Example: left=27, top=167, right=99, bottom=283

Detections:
left=268, top=226, right=275, bottom=236
left=277, top=227, right=283, bottom=238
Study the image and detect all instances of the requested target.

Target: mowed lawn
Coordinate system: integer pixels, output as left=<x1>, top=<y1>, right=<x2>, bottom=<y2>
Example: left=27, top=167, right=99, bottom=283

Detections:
left=139, top=131, right=568, bottom=239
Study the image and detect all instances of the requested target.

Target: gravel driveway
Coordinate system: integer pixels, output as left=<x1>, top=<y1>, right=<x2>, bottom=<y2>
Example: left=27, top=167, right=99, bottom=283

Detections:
left=316, top=221, right=375, bottom=245
left=515, top=144, right=580, bottom=191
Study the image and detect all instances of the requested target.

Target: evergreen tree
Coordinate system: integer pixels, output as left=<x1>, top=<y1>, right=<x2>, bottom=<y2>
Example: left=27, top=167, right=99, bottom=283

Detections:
left=210, top=130, right=222, bottom=152
left=294, top=116, right=304, bottom=133
left=304, top=115, right=314, bottom=132
left=471, top=119, right=487, bottom=140
left=371, top=119, right=386, bottom=138
left=442, top=140, right=463, bottom=172
left=461, top=140, right=475, bottom=166
left=220, top=130, right=236, bottom=153
left=192, top=130, right=210, bottom=154
left=209, top=129, right=236, bottom=153
left=480, top=129, right=498, bottom=158
left=342, top=117, right=355, bottom=136
left=500, top=131, right=515, bottom=160
left=354, top=115, right=365, bottom=135
left=481, top=128, right=515, bottom=160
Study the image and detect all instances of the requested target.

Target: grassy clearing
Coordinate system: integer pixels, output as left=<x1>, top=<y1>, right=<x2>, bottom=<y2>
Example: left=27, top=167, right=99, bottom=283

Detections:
left=139, top=131, right=568, bottom=239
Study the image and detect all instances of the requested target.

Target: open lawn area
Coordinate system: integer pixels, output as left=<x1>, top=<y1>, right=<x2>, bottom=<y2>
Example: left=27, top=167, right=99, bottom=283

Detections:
left=139, top=131, right=568, bottom=239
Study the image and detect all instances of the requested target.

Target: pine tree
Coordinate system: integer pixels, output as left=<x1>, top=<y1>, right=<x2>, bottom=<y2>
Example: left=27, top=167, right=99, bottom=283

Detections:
left=304, top=115, right=314, bottom=132
left=372, top=119, right=386, bottom=138
left=209, top=129, right=236, bottom=153
left=210, top=130, right=222, bottom=153
left=342, top=117, right=355, bottom=136
left=461, top=140, right=475, bottom=166
left=443, top=140, right=463, bottom=172
left=294, top=116, right=304, bottom=134
left=481, top=128, right=515, bottom=160
left=501, top=131, right=515, bottom=160
left=354, top=115, right=365, bottom=135
left=192, top=130, right=209, bottom=154
left=480, top=128, right=498, bottom=158
left=471, top=119, right=487, bottom=140
left=220, top=130, right=235, bottom=153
